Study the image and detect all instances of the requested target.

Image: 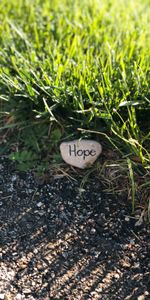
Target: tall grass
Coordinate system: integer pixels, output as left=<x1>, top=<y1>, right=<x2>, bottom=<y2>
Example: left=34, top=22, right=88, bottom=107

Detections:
left=0, top=0, right=149, bottom=185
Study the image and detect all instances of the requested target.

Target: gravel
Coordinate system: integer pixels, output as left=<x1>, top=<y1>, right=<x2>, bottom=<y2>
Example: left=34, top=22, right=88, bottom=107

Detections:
left=0, top=157, right=149, bottom=300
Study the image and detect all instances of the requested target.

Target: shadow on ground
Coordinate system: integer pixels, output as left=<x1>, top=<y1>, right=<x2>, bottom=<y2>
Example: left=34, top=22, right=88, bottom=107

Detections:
left=0, top=158, right=149, bottom=300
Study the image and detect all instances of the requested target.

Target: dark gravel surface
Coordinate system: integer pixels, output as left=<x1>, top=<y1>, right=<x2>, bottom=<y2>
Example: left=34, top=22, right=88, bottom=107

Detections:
left=0, top=157, right=150, bottom=300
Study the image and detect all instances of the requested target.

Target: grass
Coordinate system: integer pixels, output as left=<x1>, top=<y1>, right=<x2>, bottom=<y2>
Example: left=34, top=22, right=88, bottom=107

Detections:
left=0, top=0, right=150, bottom=210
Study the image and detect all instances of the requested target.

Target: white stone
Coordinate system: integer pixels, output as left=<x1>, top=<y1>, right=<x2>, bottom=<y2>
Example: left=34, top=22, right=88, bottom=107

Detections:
left=36, top=202, right=43, bottom=208
left=60, top=139, right=102, bottom=169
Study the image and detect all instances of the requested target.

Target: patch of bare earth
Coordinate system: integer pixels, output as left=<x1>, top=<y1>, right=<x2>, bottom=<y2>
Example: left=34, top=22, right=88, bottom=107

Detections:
left=0, top=158, right=149, bottom=300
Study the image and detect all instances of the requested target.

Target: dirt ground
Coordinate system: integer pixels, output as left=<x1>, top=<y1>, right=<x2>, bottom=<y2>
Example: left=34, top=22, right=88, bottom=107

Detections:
left=0, top=157, right=150, bottom=300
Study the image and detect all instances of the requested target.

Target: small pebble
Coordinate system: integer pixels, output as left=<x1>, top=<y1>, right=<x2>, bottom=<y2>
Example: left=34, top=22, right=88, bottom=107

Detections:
left=125, top=216, right=130, bottom=222
left=137, top=295, right=145, bottom=300
left=90, top=228, right=96, bottom=234
left=33, top=249, right=38, bottom=254
left=133, top=263, right=140, bottom=268
left=37, top=211, right=45, bottom=216
left=36, top=202, right=43, bottom=208
left=11, top=175, right=17, bottom=182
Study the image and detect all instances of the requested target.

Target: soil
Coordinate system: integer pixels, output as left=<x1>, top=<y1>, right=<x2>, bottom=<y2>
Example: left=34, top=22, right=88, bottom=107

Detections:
left=0, top=157, right=149, bottom=300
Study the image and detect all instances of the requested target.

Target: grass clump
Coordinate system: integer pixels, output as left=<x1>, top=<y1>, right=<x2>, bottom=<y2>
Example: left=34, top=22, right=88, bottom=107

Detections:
left=0, top=0, right=149, bottom=206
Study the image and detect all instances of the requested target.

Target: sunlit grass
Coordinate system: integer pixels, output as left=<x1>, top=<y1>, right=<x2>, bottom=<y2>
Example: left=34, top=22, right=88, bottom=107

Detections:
left=0, top=0, right=149, bottom=206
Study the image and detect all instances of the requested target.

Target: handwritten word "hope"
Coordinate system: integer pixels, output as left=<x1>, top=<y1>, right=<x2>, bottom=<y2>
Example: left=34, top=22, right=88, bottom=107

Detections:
left=69, top=144, right=96, bottom=160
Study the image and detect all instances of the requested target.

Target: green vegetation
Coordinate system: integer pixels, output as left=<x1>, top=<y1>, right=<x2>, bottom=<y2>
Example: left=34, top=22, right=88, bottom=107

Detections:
left=0, top=0, right=149, bottom=208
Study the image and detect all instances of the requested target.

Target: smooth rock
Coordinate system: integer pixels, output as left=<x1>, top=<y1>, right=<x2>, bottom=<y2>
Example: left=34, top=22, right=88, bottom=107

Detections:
left=60, top=139, right=102, bottom=169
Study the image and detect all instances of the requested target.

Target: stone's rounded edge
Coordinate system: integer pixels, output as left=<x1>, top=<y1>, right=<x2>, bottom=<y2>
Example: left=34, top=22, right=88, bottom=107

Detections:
left=59, top=142, right=65, bottom=152
left=69, top=161, right=86, bottom=169
left=59, top=142, right=67, bottom=162
left=93, top=141, right=102, bottom=155
left=60, top=139, right=102, bottom=147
